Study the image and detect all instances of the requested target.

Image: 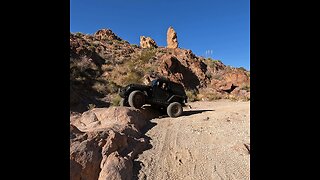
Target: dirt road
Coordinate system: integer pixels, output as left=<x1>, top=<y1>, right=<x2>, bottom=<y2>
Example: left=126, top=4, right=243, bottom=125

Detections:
left=134, top=100, right=250, bottom=180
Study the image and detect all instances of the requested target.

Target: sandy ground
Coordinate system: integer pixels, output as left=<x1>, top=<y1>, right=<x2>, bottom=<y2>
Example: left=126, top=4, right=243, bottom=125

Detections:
left=134, top=99, right=250, bottom=180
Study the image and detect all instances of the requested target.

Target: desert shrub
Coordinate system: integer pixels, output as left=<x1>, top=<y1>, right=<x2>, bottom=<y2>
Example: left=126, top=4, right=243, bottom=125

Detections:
left=206, top=93, right=222, bottom=101
left=111, top=94, right=122, bottom=106
left=88, top=45, right=95, bottom=51
left=115, top=58, right=124, bottom=64
left=226, top=95, right=238, bottom=101
left=203, top=58, right=221, bottom=69
left=125, top=60, right=135, bottom=69
left=243, top=96, right=250, bottom=101
left=107, top=81, right=121, bottom=93
left=75, top=32, right=83, bottom=37
left=205, top=71, right=212, bottom=79
left=87, top=103, right=96, bottom=110
left=102, top=64, right=114, bottom=72
left=131, top=44, right=139, bottom=48
left=212, top=74, right=223, bottom=80
left=197, top=91, right=222, bottom=101
left=140, top=49, right=156, bottom=63
left=92, top=81, right=108, bottom=93
left=241, top=84, right=250, bottom=91
left=186, top=90, right=199, bottom=102
left=92, top=80, right=121, bottom=94
left=123, top=70, right=144, bottom=85
left=238, top=67, right=247, bottom=71
left=92, top=41, right=100, bottom=46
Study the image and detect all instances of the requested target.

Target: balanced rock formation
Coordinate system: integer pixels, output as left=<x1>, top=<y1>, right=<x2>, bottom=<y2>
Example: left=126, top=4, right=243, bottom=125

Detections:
left=167, top=26, right=178, bottom=48
left=94, top=29, right=122, bottom=41
left=140, top=36, right=158, bottom=48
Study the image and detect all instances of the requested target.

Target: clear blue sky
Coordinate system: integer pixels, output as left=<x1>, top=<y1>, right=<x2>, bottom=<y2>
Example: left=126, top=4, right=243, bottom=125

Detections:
left=70, top=0, right=250, bottom=70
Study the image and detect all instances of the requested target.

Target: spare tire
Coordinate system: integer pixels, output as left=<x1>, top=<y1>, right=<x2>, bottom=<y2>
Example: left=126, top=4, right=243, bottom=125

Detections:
left=167, top=102, right=183, bottom=117
left=128, top=90, right=145, bottom=109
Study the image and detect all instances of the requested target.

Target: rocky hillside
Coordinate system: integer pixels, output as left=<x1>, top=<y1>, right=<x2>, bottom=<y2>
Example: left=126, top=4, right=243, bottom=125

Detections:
left=70, top=27, right=250, bottom=112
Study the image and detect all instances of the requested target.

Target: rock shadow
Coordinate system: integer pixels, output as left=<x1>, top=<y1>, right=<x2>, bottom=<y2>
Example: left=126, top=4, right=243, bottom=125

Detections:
left=132, top=120, right=157, bottom=180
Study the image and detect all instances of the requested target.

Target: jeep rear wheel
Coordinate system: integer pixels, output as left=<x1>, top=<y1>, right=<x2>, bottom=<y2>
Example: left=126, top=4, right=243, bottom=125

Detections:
left=128, top=90, right=145, bottom=109
left=167, top=102, right=183, bottom=117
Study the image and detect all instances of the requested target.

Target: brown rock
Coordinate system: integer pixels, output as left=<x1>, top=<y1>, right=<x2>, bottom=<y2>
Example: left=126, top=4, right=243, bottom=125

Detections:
left=102, top=130, right=128, bottom=157
left=140, top=36, right=158, bottom=48
left=94, top=29, right=122, bottom=41
left=98, top=152, right=133, bottom=180
left=70, top=159, right=82, bottom=180
left=70, top=107, right=160, bottom=136
left=70, top=130, right=107, bottom=180
left=167, top=26, right=178, bottom=48
left=70, top=128, right=133, bottom=180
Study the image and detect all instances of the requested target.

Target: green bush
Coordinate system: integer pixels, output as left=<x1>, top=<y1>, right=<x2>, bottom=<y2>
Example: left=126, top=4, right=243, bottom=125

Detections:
left=240, top=84, right=250, bottom=91
left=186, top=90, right=199, bottom=102
left=140, top=49, right=156, bottom=63
left=123, top=70, right=144, bottom=85
left=92, top=81, right=108, bottom=93
left=238, top=67, right=247, bottom=71
left=87, top=103, right=96, bottom=110
left=206, top=93, right=222, bottom=101
left=111, top=94, right=122, bottom=106
left=205, top=71, right=212, bottom=79
left=107, top=81, right=121, bottom=93
left=75, top=32, right=83, bottom=37
left=131, top=44, right=139, bottom=48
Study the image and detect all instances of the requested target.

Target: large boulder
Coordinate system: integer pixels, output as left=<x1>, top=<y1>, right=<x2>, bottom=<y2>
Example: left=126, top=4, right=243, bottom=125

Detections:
left=70, top=107, right=160, bottom=135
left=167, top=26, right=178, bottom=48
left=70, top=126, right=137, bottom=180
left=140, top=36, right=158, bottom=48
left=70, top=107, right=161, bottom=180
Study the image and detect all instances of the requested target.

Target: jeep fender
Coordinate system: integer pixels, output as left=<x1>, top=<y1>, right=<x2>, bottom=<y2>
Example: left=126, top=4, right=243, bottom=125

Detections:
left=167, top=95, right=185, bottom=103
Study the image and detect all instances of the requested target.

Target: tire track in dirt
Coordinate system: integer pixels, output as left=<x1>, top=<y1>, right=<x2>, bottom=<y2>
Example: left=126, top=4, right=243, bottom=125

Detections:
left=135, top=100, right=250, bottom=180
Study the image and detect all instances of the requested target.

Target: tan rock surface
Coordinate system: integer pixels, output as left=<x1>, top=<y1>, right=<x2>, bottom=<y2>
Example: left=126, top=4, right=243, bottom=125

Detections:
left=140, top=36, right=158, bottom=48
left=167, top=26, right=178, bottom=48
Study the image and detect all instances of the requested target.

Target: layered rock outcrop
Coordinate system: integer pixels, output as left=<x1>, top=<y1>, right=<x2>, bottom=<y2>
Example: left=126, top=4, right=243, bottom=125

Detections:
left=94, top=29, right=122, bottom=41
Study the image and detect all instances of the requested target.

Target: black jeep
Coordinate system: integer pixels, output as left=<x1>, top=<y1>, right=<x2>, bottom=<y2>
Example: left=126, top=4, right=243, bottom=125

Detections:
left=119, top=78, right=188, bottom=117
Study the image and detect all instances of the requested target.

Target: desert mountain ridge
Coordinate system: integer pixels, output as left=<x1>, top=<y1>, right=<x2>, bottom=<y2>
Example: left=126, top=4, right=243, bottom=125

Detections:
left=70, top=27, right=250, bottom=113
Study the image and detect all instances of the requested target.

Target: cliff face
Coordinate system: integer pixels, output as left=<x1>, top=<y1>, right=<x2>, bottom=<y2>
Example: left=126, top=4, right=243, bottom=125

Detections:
left=70, top=28, right=250, bottom=112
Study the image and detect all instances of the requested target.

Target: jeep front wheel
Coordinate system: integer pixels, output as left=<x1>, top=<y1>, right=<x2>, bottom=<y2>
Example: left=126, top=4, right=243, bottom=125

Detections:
left=167, top=102, right=183, bottom=117
left=128, top=90, right=145, bottom=109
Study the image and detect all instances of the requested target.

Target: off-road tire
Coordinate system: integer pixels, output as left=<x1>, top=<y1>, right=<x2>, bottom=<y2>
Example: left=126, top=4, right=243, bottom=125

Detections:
left=167, top=102, right=183, bottom=117
left=120, top=98, right=129, bottom=107
left=128, top=90, right=145, bottom=109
